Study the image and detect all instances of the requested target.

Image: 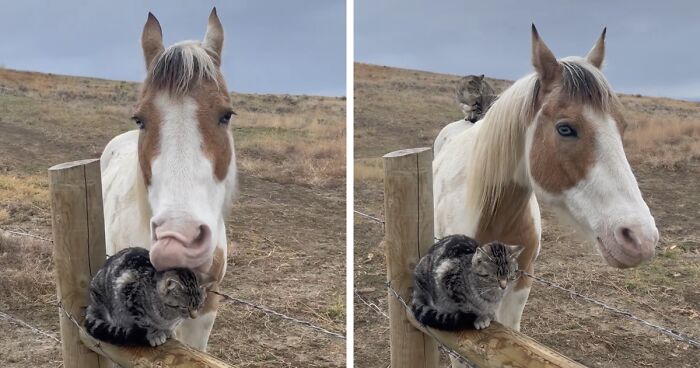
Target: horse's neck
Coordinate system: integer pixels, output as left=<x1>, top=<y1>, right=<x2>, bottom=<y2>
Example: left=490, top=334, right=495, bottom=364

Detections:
left=469, top=125, right=539, bottom=279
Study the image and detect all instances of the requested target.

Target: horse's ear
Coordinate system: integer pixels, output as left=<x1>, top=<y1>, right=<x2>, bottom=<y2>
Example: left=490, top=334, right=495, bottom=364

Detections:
left=203, top=7, right=224, bottom=65
left=142, top=12, right=164, bottom=71
left=531, top=24, right=560, bottom=87
left=586, top=27, right=606, bottom=69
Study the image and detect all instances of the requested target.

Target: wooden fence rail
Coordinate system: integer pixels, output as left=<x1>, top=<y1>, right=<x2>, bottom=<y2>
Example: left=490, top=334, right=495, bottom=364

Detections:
left=382, top=148, right=586, bottom=368
left=49, top=159, right=235, bottom=368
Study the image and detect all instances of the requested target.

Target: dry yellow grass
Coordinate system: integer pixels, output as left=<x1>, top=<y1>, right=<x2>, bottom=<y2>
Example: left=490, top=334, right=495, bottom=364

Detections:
left=623, top=110, right=700, bottom=169
left=235, top=109, right=346, bottom=188
left=0, top=232, right=55, bottom=304
left=0, top=175, right=50, bottom=226
left=354, top=158, right=383, bottom=181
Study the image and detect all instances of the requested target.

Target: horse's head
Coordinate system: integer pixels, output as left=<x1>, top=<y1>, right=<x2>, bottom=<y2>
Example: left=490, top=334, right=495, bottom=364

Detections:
left=525, top=25, right=658, bottom=268
left=134, top=9, right=236, bottom=272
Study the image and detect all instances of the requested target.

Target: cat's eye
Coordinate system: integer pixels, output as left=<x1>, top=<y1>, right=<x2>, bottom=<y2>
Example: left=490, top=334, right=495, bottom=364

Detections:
left=477, top=274, right=490, bottom=278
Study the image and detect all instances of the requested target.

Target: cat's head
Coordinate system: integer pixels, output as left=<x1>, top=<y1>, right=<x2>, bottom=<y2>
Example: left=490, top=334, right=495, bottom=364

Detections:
left=157, top=269, right=215, bottom=318
left=471, top=241, right=524, bottom=291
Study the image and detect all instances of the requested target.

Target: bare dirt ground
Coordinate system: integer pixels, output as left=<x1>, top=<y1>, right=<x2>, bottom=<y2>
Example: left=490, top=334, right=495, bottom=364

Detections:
left=0, top=68, right=346, bottom=367
left=354, top=63, right=700, bottom=368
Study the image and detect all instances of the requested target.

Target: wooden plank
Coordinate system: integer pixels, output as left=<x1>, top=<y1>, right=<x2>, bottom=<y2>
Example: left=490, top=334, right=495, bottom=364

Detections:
left=49, top=159, right=110, bottom=368
left=383, top=147, right=439, bottom=368
left=79, top=328, right=236, bottom=368
left=406, top=313, right=587, bottom=368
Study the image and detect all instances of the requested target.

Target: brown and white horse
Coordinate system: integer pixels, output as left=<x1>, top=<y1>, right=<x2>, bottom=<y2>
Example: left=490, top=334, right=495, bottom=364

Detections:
left=100, top=9, right=235, bottom=350
left=433, top=25, right=658, bottom=358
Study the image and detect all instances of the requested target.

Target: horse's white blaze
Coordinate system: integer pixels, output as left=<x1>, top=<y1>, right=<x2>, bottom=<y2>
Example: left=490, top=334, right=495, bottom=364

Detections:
left=147, top=94, right=232, bottom=272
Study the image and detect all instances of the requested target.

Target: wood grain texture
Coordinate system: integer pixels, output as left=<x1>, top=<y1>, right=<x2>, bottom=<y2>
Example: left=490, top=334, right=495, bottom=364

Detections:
left=49, top=158, right=110, bottom=368
left=79, top=328, right=236, bottom=368
left=383, top=147, right=439, bottom=368
left=406, top=314, right=587, bottom=368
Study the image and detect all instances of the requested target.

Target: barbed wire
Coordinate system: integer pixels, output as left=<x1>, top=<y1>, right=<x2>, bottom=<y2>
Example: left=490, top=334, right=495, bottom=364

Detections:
left=354, top=290, right=388, bottom=319
left=0, top=310, right=60, bottom=343
left=354, top=207, right=700, bottom=350
left=210, top=290, right=346, bottom=340
left=522, top=271, right=700, bottom=348
left=353, top=210, right=385, bottom=224
left=0, top=228, right=53, bottom=243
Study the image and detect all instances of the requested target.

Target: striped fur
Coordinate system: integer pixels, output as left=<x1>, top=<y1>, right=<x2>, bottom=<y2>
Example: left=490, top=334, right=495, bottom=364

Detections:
left=412, top=235, right=523, bottom=331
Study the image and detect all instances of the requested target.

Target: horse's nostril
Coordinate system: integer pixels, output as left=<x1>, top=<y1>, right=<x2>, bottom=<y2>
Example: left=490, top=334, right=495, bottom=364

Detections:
left=194, top=225, right=210, bottom=245
left=621, top=228, right=634, bottom=243
left=616, top=225, right=643, bottom=250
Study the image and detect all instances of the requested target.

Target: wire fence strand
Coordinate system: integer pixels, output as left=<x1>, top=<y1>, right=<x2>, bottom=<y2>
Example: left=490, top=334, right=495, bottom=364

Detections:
left=0, top=310, right=60, bottom=343
left=210, top=290, right=346, bottom=340
left=522, top=271, right=700, bottom=348
left=353, top=210, right=385, bottom=224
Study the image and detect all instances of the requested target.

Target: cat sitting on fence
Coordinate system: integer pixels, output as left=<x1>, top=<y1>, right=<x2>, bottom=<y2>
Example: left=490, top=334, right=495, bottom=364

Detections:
left=412, top=235, right=522, bottom=330
left=84, top=247, right=214, bottom=346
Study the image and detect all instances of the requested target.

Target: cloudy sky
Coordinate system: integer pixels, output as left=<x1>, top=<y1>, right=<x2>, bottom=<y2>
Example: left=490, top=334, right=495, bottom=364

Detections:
left=0, top=1, right=345, bottom=96
left=356, top=0, right=700, bottom=100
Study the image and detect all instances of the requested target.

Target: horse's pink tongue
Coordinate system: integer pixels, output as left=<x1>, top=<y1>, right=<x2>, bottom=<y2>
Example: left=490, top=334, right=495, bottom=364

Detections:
left=149, top=237, right=210, bottom=271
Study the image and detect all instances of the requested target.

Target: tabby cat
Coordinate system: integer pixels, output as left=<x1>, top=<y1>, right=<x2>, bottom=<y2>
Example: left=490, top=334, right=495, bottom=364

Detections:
left=455, top=74, right=497, bottom=122
left=412, top=235, right=523, bottom=330
left=85, top=247, right=211, bottom=346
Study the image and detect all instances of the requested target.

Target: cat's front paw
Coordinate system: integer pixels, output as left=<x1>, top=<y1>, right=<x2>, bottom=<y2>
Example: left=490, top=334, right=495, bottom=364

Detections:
left=146, top=330, right=168, bottom=347
left=474, top=315, right=491, bottom=330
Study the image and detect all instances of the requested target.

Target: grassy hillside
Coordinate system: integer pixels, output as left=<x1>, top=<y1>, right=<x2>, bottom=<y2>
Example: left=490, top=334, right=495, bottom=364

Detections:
left=0, top=67, right=346, bottom=367
left=354, top=63, right=700, bottom=368
left=354, top=63, right=700, bottom=174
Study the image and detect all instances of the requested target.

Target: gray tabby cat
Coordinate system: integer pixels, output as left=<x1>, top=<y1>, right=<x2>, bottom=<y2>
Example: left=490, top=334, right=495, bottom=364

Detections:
left=455, top=74, right=497, bottom=122
left=85, top=247, right=211, bottom=346
left=412, top=235, right=523, bottom=330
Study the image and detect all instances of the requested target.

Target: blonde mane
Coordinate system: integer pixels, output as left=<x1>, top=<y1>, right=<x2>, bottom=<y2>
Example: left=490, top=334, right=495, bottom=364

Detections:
left=467, top=57, right=618, bottom=221
left=148, top=41, right=221, bottom=94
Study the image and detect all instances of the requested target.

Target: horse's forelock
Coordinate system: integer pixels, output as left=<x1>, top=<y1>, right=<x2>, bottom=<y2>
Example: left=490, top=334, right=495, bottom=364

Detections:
left=557, top=58, right=616, bottom=113
left=147, top=41, right=222, bottom=95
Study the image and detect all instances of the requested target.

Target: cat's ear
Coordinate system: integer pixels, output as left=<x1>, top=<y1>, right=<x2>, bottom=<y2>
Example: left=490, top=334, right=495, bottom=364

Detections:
left=165, top=277, right=182, bottom=291
left=508, top=245, right=525, bottom=260
left=474, top=246, right=489, bottom=262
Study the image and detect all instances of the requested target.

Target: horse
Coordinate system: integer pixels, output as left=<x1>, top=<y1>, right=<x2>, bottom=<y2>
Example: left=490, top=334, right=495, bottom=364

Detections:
left=433, top=25, right=658, bottom=365
left=100, top=8, right=236, bottom=350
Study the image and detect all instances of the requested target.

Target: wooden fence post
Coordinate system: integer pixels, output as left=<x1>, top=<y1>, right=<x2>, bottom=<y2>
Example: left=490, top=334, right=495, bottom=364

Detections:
left=383, top=147, right=439, bottom=368
left=49, top=159, right=109, bottom=368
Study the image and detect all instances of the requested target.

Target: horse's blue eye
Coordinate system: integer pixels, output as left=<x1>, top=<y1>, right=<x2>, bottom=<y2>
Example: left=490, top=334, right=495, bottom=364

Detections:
left=556, top=123, right=577, bottom=137
left=219, top=111, right=235, bottom=125
left=132, top=117, right=145, bottom=130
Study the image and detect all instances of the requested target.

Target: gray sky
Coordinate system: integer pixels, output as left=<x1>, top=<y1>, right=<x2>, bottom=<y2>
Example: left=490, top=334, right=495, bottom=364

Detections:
left=0, top=1, right=345, bottom=96
left=356, top=0, right=700, bottom=100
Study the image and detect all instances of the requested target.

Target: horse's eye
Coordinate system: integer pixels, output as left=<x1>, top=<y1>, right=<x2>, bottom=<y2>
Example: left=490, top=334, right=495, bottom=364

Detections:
left=219, top=111, right=235, bottom=125
left=132, top=116, right=145, bottom=130
left=556, top=122, right=577, bottom=137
